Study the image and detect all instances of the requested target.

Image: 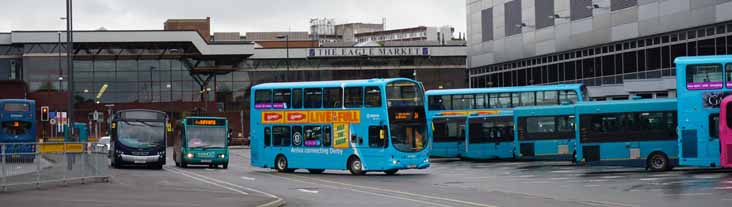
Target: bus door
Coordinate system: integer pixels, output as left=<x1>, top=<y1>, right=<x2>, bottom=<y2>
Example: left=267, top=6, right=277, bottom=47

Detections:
left=490, top=117, right=514, bottom=149
left=432, top=117, right=466, bottom=157
left=720, top=96, right=732, bottom=168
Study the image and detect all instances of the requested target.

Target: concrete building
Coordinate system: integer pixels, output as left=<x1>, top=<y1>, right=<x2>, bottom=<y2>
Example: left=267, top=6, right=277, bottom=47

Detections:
left=466, top=0, right=732, bottom=100
left=356, top=26, right=455, bottom=44
left=244, top=31, right=310, bottom=41
left=335, top=22, right=385, bottom=42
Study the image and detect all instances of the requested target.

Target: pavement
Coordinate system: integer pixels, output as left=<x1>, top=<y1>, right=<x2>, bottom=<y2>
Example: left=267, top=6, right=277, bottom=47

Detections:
left=1, top=147, right=731, bottom=207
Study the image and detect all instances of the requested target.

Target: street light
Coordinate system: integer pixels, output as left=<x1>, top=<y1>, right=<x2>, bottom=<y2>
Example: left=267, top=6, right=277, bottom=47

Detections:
left=276, top=34, right=290, bottom=82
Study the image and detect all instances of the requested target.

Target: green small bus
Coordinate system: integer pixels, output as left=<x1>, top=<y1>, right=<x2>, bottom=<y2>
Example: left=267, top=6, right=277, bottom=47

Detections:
left=174, top=117, right=229, bottom=169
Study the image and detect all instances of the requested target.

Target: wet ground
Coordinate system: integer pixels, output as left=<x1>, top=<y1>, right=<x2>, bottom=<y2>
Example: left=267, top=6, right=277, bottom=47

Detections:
left=1, top=148, right=731, bottom=207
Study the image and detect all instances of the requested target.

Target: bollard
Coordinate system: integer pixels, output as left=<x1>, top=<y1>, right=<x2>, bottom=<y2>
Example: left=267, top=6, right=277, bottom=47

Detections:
left=36, top=143, right=41, bottom=189
left=81, top=142, right=86, bottom=184
left=62, top=142, right=67, bottom=185
left=1, top=144, right=6, bottom=192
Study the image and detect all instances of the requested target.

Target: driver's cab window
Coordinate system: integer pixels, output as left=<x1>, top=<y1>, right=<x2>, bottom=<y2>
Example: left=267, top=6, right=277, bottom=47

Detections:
left=369, top=126, right=387, bottom=148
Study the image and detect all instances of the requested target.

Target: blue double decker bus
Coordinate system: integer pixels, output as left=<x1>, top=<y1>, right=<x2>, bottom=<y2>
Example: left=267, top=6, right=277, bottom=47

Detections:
left=675, top=55, right=732, bottom=168
left=425, top=84, right=585, bottom=158
left=0, top=99, right=37, bottom=162
left=250, top=78, right=429, bottom=175
left=575, top=99, right=678, bottom=171
left=514, top=104, right=577, bottom=161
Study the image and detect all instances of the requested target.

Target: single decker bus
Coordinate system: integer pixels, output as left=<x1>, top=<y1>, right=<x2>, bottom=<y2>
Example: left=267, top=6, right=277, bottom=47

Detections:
left=109, top=109, right=167, bottom=169
left=174, top=116, right=229, bottom=169
left=250, top=78, right=429, bottom=175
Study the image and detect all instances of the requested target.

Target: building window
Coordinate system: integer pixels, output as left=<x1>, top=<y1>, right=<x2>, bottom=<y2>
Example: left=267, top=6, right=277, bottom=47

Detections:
left=571, top=0, right=593, bottom=20
left=482, top=8, right=494, bottom=42
left=505, top=0, right=522, bottom=37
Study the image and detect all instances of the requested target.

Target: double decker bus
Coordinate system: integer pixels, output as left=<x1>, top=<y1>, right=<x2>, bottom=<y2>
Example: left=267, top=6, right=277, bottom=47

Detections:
left=0, top=99, right=36, bottom=162
left=514, top=104, right=576, bottom=161
left=425, top=84, right=585, bottom=158
left=109, top=109, right=167, bottom=169
left=174, top=117, right=229, bottom=169
left=675, top=55, right=732, bottom=168
left=250, top=78, right=429, bottom=175
left=575, top=99, right=678, bottom=171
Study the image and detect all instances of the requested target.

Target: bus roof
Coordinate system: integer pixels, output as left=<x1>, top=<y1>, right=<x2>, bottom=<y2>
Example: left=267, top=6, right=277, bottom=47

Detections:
left=251, top=78, right=417, bottom=90
left=674, top=55, right=732, bottom=64
left=425, top=84, right=583, bottom=96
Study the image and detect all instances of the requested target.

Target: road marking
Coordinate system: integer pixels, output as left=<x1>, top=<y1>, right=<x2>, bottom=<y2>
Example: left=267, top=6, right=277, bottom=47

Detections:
left=584, top=185, right=602, bottom=187
left=723, top=181, right=732, bottom=184
left=693, top=174, right=725, bottom=179
left=600, top=176, right=624, bottom=179
left=165, top=167, right=284, bottom=207
left=640, top=178, right=661, bottom=181
left=550, top=177, right=571, bottom=180
left=288, top=173, right=497, bottom=207
left=269, top=173, right=452, bottom=207
left=240, top=176, right=256, bottom=181
left=297, top=188, right=319, bottom=194
left=673, top=193, right=714, bottom=197
left=714, top=186, right=732, bottom=190
left=516, top=175, right=535, bottom=178
left=587, top=179, right=608, bottom=182
left=550, top=170, right=574, bottom=173
left=165, top=167, right=249, bottom=195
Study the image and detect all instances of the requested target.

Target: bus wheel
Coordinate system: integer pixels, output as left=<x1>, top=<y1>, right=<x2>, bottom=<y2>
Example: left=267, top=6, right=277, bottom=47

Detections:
left=180, top=160, right=187, bottom=168
left=348, top=157, right=366, bottom=175
left=647, top=152, right=670, bottom=172
left=308, top=169, right=325, bottom=174
left=275, top=155, right=290, bottom=173
left=223, top=163, right=228, bottom=169
left=384, top=169, right=399, bottom=175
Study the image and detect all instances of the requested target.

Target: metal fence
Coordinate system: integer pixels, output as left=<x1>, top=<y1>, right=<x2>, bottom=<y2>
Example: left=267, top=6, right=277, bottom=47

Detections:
left=0, top=142, right=110, bottom=191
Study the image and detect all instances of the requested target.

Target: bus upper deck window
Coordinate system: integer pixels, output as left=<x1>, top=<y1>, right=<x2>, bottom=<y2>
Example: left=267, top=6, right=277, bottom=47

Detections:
left=726, top=64, right=732, bottom=88
left=255, top=90, right=272, bottom=109
left=365, top=87, right=381, bottom=107
left=686, top=64, right=723, bottom=90
left=305, top=88, right=323, bottom=108
left=344, top=87, right=363, bottom=108
left=324, top=88, right=342, bottom=108
left=273, top=89, right=291, bottom=109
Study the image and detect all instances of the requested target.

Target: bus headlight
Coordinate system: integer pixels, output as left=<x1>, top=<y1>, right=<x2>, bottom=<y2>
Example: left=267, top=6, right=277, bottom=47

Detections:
left=424, top=157, right=430, bottom=163
left=218, top=154, right=226, bottom=159
left=392, top=160, right=400, bottom=165
left=186, top=153, right=194, bottom=159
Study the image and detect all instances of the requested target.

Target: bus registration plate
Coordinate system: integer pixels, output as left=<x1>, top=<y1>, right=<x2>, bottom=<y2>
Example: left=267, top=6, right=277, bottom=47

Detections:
left=408, top=164, right=417, bottom=169
left=201, top=160, right=212, bottom=163
left=134, top=160, right=146, bottom=164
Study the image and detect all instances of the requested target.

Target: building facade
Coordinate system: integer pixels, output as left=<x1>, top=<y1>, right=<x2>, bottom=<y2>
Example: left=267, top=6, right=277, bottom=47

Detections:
left=0, top=29, right=466, bottom=140
left=467, top=0, right=732, bottom=100
left=356, top=26, right=455, bottom=44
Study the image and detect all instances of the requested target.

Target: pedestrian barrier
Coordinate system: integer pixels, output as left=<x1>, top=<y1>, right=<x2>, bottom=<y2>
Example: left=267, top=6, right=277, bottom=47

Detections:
left=0, top=142, right=110, bottom=192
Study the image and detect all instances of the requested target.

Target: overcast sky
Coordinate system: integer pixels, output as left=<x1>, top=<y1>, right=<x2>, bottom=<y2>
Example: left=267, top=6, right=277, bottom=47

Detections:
left=0, top=0, right=466, bottom=36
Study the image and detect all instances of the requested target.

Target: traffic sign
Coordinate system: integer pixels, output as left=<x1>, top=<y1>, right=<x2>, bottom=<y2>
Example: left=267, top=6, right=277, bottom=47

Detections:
left=49, top=119, right=57, bottom=125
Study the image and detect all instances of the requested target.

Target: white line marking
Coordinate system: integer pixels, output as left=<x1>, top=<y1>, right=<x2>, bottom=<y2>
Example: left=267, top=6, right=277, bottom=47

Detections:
left=640, top=178, right=661, bottom=181
left=297, top=189, right=319, bottom=194
left=723, top=181, right=732, bottom=184
left=584, top=185, right=602, bottom=187
left=240, top=176, right=256, bottom=181
left=550, top=170, right=574, bottom=173
left=714, top=186, right=732, bottom=190
left=550, top=177, right=571, bottom=180
left=270, top=173, right=452, bottom=207
left=600, top=176, right=624, bottom=179
left=166, top=167, right=284, bottom=207
left=673, top=193, right=713, bottom=196
left=516, top=175, right=535, bottom=178
left=165, top=168, right=249, bottom=195
left=587, top=179, right=609, bottom=182
left=289, top=174, right=497, bottom=207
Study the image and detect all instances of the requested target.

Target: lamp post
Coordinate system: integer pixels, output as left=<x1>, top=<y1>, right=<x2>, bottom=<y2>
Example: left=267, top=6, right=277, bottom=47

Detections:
left=276, top=34, right=290, bottom=82
left=65, top=0, right=75, bottom=137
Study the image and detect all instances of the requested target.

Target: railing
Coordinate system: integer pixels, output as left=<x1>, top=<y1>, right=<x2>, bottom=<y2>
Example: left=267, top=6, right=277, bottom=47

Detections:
left=0, top=142, right=110, bottom=192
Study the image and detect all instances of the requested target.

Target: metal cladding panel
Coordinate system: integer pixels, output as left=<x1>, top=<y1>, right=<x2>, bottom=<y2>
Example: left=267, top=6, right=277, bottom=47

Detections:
left=505, top=0, right=523, bottom=37
left=482, top=8, right=494, bottom=42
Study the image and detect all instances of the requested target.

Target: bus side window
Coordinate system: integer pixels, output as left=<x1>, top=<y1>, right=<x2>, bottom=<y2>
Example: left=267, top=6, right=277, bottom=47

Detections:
left=323, top=126, right=332, bottom=147
left=324, top=88, right=342, bottom=108
left=273, top=89, right=291, bottom=109
left=272, top=126, right=291, bottom=146
left=305, top=88, right=323, bottom=108
left=304, top=126, right=322, bottom=147
left=365, top=87, right=382, bottom=107
left=292, top=89, right=303, bottom=109
left=368, top=126, right=387, bottom=148
left=344, top=87, right=363, bottom=108
left=264, top=127, right=271, bottom=147
left=255, top=90, right=272, bottom=109
left=710, top=114, right=720, bottom=139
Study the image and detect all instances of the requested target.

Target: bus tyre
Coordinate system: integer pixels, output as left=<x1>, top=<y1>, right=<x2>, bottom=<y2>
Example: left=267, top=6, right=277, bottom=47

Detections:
left=275, top=156, right=291, bottom=173
left=180, top=160, right=187, bottom=168
left=223, top=163, right=228, bottom=169
left=647, top=152, right=670, bottom=172
left=348, top=157, right=366, bottom=175
left=308, top=169, right=325, bottom=174
left=384, top=169, right=399, bottom=175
